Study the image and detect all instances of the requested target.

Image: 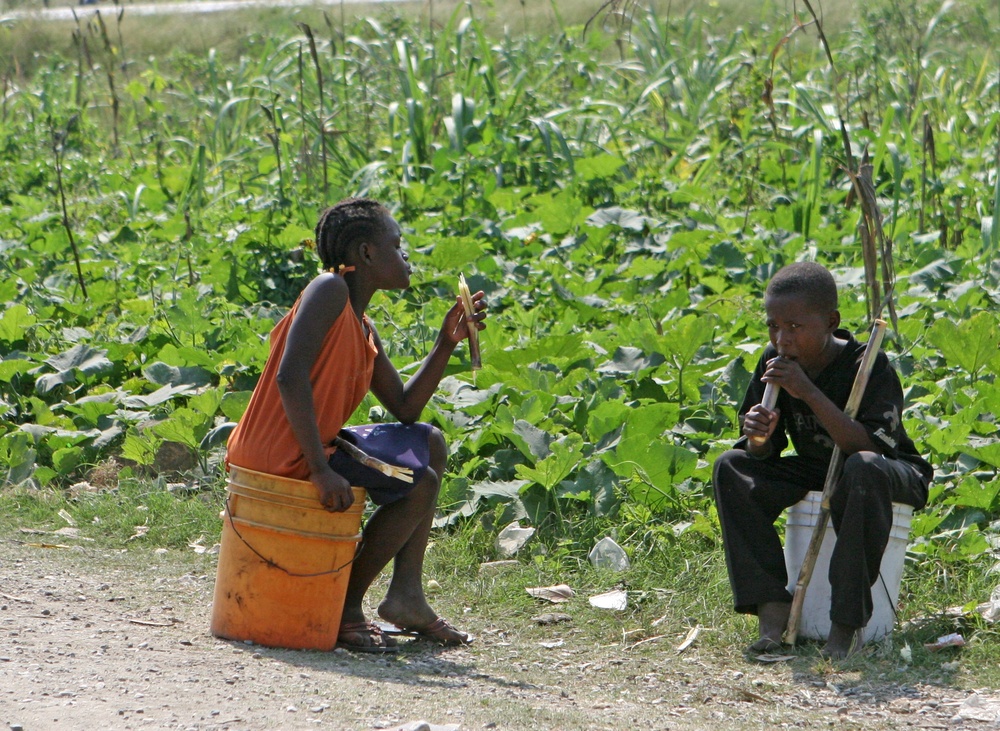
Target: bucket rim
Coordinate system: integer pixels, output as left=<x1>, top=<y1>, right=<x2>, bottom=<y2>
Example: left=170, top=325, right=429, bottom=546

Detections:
left=227, top=481, right=367, bottom=513
left=228, top=464, right=367, bottom=505
left=226, top=512, right=363, bottom=543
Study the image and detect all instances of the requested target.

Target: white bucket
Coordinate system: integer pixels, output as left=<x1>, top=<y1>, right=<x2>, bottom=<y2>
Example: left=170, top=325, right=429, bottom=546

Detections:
left=784, top=491, right=913, bottom=643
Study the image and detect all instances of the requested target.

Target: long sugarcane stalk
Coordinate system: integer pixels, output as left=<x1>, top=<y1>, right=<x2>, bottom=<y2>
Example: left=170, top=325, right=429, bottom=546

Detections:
left=458, top=273, right=481, bottom=370
left=785, top=319, right=888, bottom=645
left=332, top=436, right=414, bottom=483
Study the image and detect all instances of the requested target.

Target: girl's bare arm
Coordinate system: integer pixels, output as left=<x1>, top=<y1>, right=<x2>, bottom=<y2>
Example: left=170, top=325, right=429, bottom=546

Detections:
left=276, top=274, right=355, bottom=510
left=370, top=291, right=486, bottom=423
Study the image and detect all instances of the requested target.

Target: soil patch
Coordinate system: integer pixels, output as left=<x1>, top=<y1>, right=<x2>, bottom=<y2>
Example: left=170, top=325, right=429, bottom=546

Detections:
left=0, top=539, right=983, bottom=731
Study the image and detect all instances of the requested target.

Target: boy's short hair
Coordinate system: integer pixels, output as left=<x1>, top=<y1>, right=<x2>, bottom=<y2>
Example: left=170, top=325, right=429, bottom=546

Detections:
left=766, top=262, right=838, bottom=313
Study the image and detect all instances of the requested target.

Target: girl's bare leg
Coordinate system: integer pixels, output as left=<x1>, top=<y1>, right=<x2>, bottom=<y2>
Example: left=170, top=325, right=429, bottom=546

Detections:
left=340, top=427, right=467, bottom=641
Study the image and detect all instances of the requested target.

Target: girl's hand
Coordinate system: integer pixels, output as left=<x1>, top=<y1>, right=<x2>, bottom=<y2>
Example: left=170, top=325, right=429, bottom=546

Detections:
left=443, top=289, right=487, bottom=345
left=310, top=463, right=355, bottom=513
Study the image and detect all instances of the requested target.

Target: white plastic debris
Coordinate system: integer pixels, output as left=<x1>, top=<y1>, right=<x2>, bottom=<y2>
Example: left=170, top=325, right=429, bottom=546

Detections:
left=956, top=694, right=1000, bottom=723
left=495, top=521, right=535, bottom=557
left=588, top=536, right=630, bottom=572
left=924, top=633, right=965, bottom=651
left=525, top=584, right=575, bottom=603
left=589, top=589, right=627, bottom=610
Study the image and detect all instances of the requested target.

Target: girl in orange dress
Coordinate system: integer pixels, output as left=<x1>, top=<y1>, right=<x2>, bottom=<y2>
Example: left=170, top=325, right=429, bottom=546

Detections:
left=227, top=198, right=486, bottom=652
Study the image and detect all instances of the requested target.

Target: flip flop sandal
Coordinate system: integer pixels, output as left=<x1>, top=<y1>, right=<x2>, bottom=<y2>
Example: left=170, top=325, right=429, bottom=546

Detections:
left=746, top=637, right=783, bottom=654
left=383, top=617, right=474, bottom=646
left=337, top=621, right=399, bottom=654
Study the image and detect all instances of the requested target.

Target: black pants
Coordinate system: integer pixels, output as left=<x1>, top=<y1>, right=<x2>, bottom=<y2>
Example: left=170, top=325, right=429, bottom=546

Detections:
left=713, top=449, right=928, bottom=630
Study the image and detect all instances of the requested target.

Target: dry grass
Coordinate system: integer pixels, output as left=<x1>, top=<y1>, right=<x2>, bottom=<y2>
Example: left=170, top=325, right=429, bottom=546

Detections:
left=0, top=0, right=866, bottom=79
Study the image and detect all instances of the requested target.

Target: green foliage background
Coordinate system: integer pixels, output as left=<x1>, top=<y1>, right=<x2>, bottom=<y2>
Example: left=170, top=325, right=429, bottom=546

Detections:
left=0, top=0, right=998, bottom=580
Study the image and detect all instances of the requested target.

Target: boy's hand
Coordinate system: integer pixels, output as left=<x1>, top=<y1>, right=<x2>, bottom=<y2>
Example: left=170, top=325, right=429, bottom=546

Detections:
left=744, top=403, right=779, bottom=445
left=762, top=355, right=815, bottom=401
left=444, top=290, right=487, bottom=344
left=310, top=463, right=355, bottom=512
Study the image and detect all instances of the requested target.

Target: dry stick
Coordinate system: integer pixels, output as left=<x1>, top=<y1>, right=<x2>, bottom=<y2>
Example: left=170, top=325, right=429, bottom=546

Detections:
left=92, top=12, right=120, bottom=153
left=848, top=157, right=899, bottom=330
left=51, top=121, right=89, bottom=300
left=299, top=23, right=329, bottom=198
left=799, top=0, right=898, bottom=330
left=785, top=319, right=888, bottom=645
left=332, top=436, right=414, bottom=483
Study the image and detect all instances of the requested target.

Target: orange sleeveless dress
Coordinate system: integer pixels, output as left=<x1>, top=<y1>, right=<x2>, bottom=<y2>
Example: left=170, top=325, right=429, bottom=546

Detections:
left=225, top=297, right=377, bottom=479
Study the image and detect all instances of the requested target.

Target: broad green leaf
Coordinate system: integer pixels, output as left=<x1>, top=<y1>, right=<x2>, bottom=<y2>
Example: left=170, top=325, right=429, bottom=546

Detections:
left=123, top=383, right=194, bottom=408
left=200, top=422, right=236, bottom=451
left=962, top=439, right=1000, bottom=470
left=151, top=408, right=212, bottom=450
left=586, top=400, right=630, bottom=442
left=586, top=206, right=648, bottom=231
left=143, top=362, right=214, bottom=388
left=0, top=304, right=35, bottom=343
left=0, top=358, right=33, bottom=383
left=945, top=475, right=1000, bottom=511
left=514, top=434, right=583, bottom=490
left=35, top=345, right=113, bottom=394
left=52, top=446, right=84, bottom=475
left=121, top=432, right=159, bottom=466
left=424, top=237, right=484, bottom=271
left=575, top=154, right=626, bottom=182
left=221, top=391, right=253, bottom=421
left=0, top=432, right=36, bottom=484
left=660, top=313, right=717, bottom=365
left=927, top=311, right=999, bottom=380
left=597, top=347, right=666, bottom=376
left=508, top=419, right=551, bottom=461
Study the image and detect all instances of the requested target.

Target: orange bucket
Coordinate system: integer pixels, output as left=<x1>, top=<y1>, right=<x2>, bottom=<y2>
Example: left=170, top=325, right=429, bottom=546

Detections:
left=210, top=465, right=366, bottom=651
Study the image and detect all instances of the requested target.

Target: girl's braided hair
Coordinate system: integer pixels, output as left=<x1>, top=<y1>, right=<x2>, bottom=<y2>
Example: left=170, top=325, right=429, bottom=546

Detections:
left=314, top=198, right=391, bottom=271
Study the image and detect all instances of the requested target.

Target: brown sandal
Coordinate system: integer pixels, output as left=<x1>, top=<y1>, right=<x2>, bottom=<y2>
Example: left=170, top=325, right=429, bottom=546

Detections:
left=392, top=617, right=473, bottom=646
left=337, top=621, right=399, bottom=653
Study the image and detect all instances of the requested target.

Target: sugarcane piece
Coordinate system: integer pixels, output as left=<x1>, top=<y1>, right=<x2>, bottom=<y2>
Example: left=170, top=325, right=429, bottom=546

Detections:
left=785, top=319, right=888, bottom=645
left=333, top=436, right=415, bottom=483
left=458, top=273, right=481, bottom=370
left=750, top=382, right=781, bottom=445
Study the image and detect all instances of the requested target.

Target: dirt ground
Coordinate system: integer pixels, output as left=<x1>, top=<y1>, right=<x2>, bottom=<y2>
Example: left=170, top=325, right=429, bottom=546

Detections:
left=1, top=538, right=996, bottom=731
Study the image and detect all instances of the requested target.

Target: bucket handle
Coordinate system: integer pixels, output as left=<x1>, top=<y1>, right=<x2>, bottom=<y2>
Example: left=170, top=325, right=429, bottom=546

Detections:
left=224, top=495, right=364, bottom=578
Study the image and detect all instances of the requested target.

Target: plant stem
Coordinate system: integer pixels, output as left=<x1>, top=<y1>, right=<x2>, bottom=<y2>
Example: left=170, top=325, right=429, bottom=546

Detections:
left=50, top=119, right=88, bottom=300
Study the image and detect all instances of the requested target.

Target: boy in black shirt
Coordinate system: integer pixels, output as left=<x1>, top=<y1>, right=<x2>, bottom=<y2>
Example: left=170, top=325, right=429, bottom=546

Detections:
left=714, top=262, right=932, bottom=658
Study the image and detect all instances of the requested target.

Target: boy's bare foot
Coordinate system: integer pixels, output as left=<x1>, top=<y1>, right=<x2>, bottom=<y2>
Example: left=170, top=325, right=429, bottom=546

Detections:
left=823, top=622, right=864, bottom=660
left=748, top=601, right=791, bottom=653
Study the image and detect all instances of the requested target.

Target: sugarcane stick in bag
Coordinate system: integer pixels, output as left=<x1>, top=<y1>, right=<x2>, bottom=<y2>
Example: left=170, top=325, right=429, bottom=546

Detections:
left=332, top=436, right=414, bottom=483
